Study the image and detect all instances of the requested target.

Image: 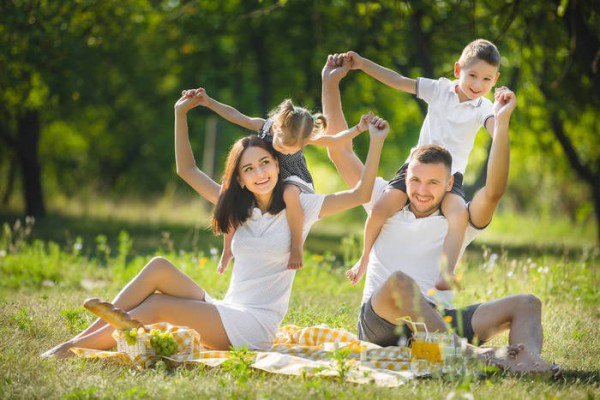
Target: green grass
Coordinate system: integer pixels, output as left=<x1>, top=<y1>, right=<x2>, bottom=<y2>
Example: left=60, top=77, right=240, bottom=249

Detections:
left=1, top=215, right=599, bottom=399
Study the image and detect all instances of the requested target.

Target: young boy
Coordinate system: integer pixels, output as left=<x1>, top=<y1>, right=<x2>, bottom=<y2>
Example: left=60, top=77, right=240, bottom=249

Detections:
left=344, top=39, right=501, bottom=290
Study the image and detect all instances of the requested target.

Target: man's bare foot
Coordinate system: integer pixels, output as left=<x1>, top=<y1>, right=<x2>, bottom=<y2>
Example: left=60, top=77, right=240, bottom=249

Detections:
left=473, top=344, right=559, bottom=377
left=346, top=257, right=368, bottom=285
left=217, top=252, right=233, bottom=274
left=40, top=341, right=76, bottom=359
left=287, top=246, right=304, bottom=270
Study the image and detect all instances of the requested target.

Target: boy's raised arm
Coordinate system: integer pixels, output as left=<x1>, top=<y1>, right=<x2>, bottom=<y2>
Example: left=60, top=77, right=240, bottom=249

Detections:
left=345, top=51, right=417, bottom=94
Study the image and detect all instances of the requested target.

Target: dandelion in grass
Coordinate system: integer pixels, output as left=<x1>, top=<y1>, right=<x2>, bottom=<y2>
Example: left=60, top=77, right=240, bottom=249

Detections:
left=312, top=254, right=324, bottom=262
left=198, top=257, right=208, bottom=270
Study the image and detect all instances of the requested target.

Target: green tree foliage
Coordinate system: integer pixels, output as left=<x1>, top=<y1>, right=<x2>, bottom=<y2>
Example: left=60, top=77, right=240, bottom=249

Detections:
left=0, top=0, right=598, bottom=241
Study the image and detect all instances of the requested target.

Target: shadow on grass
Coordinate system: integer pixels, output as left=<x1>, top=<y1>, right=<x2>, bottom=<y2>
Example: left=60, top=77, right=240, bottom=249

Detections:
left=555, top=369, right=600, bottom=386
left=1, top=211, right=594, bottom=260
left=0, top=211, right=345, bottom=258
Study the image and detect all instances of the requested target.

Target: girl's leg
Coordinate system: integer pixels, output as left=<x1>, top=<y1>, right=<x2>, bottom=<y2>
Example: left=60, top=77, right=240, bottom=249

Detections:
left=74, top=256, right=206, bottom=339
left=283, top=185, right=304, bottom=269
left=437, top=193, right=468, bottom=290
left=217, top=231, right=234, bottom=274
left=42, top=293, right=230, bottom=358
left=347, top=189, right=407, bottom=285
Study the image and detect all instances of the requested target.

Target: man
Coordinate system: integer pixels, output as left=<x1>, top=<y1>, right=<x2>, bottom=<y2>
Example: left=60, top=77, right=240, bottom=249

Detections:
left=321, top=54, right=557, bottom=374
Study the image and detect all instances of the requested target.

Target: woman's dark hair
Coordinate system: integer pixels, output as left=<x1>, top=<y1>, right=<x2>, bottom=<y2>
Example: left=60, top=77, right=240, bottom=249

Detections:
left=211, top=135, right=285, bottom=234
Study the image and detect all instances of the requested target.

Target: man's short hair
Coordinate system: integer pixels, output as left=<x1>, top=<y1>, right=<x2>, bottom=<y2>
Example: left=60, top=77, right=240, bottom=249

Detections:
left=408, top=144, right=453, bottom=175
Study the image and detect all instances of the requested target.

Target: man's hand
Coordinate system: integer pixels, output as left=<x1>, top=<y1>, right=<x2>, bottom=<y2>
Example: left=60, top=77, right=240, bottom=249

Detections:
left=322, top=54, right=351, bottom=83
left=493, top=86, right=517, bottom=123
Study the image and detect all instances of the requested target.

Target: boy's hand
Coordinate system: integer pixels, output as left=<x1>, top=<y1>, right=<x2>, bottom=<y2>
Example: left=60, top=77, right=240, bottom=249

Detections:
left=493, top=86, right=517, bottom=123
left=322, top=54, right=350, bottom=83
left=343, top=51, right=364, bottom=70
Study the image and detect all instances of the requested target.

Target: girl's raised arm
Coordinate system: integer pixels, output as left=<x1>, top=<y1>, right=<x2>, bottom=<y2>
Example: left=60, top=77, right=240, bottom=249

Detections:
left=174, top=90, right=221, bottom=204
left=318, top=116, right=389, bottom=218
left=189, top=88, right=265, bottom=132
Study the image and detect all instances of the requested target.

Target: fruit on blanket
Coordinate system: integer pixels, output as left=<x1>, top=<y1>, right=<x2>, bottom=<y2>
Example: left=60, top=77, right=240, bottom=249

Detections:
left=149, top=329, right=177, bottom=356
left=83, top=298, right=144, bottom=330
left=123, top=327, right=144, bottom=346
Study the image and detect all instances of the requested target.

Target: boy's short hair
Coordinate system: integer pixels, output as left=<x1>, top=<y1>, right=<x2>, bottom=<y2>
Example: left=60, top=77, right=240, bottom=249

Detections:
left=408, top=144, right=453, bottom=175
left=458, top=39, right=500, bottom=68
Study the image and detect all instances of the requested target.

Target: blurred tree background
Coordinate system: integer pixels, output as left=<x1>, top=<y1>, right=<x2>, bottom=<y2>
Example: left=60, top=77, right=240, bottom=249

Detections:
left=0, top=0, right=598, bottom=244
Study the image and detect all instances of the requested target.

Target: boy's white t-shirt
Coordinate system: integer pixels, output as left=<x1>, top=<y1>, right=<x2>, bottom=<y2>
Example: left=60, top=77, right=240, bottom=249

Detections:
left=416, top=77, right=494, bottom=175
left=205, top=192, right=325, bottom=350
left=361, top=178, right=484, bottom=308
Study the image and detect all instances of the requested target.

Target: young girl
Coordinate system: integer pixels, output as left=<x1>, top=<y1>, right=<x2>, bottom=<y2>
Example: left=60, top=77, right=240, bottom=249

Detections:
left=40, top=89, right=388, bottom=357
left=185, top=89, right=369, bottom=272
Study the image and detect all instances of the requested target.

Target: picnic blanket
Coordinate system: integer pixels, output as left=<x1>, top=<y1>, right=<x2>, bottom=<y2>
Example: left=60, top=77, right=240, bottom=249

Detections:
left=70, top=323, right=418, bottom=387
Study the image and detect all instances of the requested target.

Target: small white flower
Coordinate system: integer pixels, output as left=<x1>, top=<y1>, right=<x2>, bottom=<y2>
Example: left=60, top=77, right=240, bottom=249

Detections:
left=0, top=250, right=6, bottom=257
left=506, top=271, right=514, bottom=278
left=209, top=247, right=218, bottom=256
left=73, top=242, right=83, bottom=251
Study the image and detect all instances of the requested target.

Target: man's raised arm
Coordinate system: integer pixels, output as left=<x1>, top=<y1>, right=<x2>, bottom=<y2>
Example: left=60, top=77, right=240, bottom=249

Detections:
left=468, top=87, right=517, bottom=228
left=321, top=55, right=365, bottom=188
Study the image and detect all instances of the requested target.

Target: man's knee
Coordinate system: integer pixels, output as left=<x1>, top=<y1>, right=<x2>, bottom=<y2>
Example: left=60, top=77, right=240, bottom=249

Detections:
left=387, top=271, right=417, bottom=294
left=517, top=294, right=541, bottom=313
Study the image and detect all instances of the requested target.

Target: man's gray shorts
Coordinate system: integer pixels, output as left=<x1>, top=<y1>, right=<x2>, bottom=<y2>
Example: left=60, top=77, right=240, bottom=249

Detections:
left=357, top=297, right=484, bottom=347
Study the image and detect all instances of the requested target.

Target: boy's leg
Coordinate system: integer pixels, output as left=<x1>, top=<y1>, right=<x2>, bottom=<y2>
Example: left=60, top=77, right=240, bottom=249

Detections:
left=347, top=189, right=407, bottom=285
left=217, top=231, right=234, bottom=274
left=437, top=193, right=469, bottom=290
left=283, top=184, right=304, bottom=269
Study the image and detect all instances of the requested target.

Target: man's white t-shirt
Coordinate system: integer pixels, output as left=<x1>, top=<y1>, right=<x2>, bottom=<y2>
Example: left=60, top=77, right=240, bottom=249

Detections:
left=416, top=77, right=494, bottom=175
left=361, top=178, right=484, bottom=308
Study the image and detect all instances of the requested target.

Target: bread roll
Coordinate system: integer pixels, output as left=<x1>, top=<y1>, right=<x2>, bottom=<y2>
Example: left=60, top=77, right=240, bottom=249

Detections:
left=83, top=298, right=144, bottom=330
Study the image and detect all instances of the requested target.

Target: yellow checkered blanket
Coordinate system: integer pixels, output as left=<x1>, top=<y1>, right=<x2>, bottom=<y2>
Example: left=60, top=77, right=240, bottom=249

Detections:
left=70, top=322, right=417, bottom=387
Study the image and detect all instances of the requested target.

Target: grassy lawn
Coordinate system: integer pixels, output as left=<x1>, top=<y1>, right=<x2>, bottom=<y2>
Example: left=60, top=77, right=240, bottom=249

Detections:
left=1, top=206, right=599, bottom=399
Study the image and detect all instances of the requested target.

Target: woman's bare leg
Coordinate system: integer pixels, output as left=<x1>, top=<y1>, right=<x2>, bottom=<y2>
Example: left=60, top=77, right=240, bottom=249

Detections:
left=72, top=256, right=205, bottom=339
left=42, top=293, right=230, bottom=358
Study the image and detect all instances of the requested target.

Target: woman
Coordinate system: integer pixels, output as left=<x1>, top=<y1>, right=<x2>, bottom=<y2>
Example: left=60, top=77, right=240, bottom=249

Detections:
left=41, top=89, right=388, bottom=357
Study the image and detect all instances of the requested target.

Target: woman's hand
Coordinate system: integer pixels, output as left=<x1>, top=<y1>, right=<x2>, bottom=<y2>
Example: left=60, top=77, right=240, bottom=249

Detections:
left=174, top=88, right=210, bottom=113
left=367, top=115, right=389, bottom=141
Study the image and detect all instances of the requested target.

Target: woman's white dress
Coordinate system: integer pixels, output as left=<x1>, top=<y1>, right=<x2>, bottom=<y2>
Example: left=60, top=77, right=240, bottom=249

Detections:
left=205, top=192, right=325, bottom=350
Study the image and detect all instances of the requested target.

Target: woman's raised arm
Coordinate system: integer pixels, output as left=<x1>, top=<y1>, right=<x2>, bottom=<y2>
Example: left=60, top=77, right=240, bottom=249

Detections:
left=174, top=90, right=221, bottom=205
left=318, top=116, right=389, bottom=218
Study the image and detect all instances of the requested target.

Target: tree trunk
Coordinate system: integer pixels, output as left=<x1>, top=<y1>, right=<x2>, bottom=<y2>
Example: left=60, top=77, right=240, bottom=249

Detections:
left=15, top=110, right=45, bottom=217
left=593, top=180, right=600, bottom=245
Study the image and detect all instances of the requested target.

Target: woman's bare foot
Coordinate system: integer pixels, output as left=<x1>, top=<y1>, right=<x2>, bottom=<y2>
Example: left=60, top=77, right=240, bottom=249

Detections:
left=40, top=341, right=77, bottom=359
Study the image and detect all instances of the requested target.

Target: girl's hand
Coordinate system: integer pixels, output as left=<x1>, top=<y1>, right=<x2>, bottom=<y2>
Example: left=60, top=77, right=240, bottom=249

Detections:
left=357, top=112, right=374, bottom=132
